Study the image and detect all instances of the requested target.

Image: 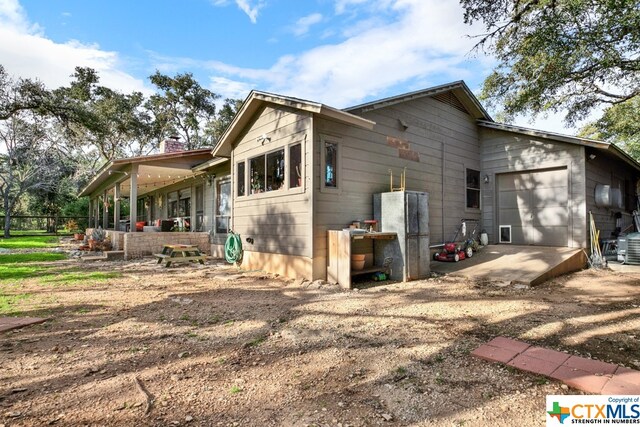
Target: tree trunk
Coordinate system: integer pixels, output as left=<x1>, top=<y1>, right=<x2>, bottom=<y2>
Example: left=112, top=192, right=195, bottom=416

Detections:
left=3, top=193, right=11, bottom=238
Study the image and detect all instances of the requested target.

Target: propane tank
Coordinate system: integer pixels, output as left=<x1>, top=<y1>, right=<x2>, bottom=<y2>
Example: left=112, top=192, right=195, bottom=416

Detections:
left=480, top=230, right=489, bottom=246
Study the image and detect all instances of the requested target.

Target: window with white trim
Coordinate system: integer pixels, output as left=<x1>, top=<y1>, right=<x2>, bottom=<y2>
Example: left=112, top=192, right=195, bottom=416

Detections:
left=215, top=178, right=231, bottom=234
left=466, top=168, right=480, bottom=209
left=324, top=141, right=338, bottom=188
left=236, top=140, right=304, bottom=197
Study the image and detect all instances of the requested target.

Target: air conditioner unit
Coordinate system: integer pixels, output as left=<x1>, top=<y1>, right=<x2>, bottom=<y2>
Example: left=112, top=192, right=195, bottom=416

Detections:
left=618, top=233, right=640, bottom=265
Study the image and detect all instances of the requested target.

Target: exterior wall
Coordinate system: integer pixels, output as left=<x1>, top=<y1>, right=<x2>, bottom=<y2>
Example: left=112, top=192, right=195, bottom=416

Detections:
left=239, top=251, right=312, bottom=280
left=230, top=104, right=314, bottom=279
left=313, top=96, right=481, bottom=279
left=585, top=151, right=639, bottom=242
left=479, top=128, right=587, bottom=248
left=123, top=232, right=210, bottom=259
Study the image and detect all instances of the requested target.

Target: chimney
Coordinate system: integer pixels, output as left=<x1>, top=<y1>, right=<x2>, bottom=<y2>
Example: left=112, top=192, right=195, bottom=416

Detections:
left=159, top=135, right=186, bottom=153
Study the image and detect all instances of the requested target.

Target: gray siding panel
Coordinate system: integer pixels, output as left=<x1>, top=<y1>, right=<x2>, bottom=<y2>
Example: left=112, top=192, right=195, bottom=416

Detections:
left=313, top=96, right=482, bottom=274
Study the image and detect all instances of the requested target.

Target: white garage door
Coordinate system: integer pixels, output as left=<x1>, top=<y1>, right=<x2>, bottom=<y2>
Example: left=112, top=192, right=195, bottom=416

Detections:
left=497, top=168, right=568, bottom=246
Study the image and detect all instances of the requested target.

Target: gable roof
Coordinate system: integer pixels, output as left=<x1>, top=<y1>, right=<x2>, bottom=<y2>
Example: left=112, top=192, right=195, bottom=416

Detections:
left=477, top=120, right=640, bottom=172
left=212, top=90, right=376, bottom=157
left=345, top=81, right=492, bottom=121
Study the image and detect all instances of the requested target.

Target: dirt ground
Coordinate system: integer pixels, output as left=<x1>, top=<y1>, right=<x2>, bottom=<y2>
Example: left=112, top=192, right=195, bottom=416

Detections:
left=1, top=241, right=639, bottom=427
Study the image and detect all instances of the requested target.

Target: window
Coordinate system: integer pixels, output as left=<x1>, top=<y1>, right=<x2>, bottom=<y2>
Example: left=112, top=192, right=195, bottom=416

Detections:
left=237, top=162, right=246, bottom=196
left=250, top=155, right=265, bottom=194
left=466, top=168, right=480, bottom=209
left=167, top=191, right=179, bottom=218
left=249, top=149, right=285, bottom=194
left=216, top=178, right=231, bottom=234
left=289, top=143, right=302, bottom=188
left=136, top=197, right=148, bottom=222
left=195, top=185, right=204, bottom=232
left=266, top=149, right=285, bottom=191
left=178, top=188, right=191, bottom=217
left=324, top=142, right=337, bottom=188
left=239, top=141, right=303, bottom=197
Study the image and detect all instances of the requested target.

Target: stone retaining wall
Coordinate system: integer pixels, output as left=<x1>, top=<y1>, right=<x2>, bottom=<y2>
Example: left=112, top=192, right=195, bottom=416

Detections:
left=124, top=232, right=210, bottom=260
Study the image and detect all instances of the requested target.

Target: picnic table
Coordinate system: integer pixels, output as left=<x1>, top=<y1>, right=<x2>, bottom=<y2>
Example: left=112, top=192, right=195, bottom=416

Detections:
left=154, top=244, right=206, bottom=267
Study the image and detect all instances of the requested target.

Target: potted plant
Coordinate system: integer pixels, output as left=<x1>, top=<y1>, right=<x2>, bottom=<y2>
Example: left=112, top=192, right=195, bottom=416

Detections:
left=65, top=219, right=85, bottom=241
left=89, top=227, right=108, bottom=251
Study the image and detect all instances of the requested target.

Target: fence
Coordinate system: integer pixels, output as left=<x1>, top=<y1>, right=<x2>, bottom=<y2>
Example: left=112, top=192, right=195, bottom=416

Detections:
left=0, top=215, right=90, bottom=234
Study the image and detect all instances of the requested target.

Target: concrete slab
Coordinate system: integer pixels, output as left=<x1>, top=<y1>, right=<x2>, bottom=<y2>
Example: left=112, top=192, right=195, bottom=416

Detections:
left=431, top=245, right=586, bottom=285
left=607, top=261, right=640, bottom=274
left=0, top=317, right=48, bottom=333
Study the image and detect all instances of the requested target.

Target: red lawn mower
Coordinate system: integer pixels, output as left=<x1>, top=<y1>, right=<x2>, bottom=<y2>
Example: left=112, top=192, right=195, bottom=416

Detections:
left=432, top=219, right=479, bottom=262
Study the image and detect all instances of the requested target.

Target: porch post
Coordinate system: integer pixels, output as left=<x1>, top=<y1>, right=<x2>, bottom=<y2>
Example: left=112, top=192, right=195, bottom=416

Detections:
left=93, top=198, right=99, bottom=228
left=102, top=189, right=109, bottom=229
left=129, top=165, right=138, bottom=232
left=113, top=183, right=121, bottom=231
left=87, top=198, right=92, bottom=230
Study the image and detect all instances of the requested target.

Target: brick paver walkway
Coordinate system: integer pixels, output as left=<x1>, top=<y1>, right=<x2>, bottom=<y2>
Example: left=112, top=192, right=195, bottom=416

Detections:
left=472, top=337, right=640, bottom=394
left=0, top=317, right=47, bottom=333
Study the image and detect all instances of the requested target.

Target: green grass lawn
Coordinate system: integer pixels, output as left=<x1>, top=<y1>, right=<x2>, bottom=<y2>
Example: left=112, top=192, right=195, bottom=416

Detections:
left=0, top=253, right=122, bottom=315
left=0, top=235, right=59, bottom=249
left=0, top=253, right=67, bottom=264
left=0, top=293, right=31, bottom=315
left=10, top=230, right=54, bottom=236
left=40, top=271, right=121, bottom=284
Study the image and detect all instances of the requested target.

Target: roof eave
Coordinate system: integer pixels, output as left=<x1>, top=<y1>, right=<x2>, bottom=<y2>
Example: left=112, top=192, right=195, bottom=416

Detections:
left=477, top=120, right=640, bottom=172
left=345, top=80, right=492, bottom=121
left=319, top=105, right=375, bottom=130
left=192, top=157, right=229, bottom=172
left=78, top=149, right=214, bottom=197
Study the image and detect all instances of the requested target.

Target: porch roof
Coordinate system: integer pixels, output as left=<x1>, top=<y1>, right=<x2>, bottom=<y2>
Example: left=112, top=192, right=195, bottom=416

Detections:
left=78, top=149, right=215, bottom=198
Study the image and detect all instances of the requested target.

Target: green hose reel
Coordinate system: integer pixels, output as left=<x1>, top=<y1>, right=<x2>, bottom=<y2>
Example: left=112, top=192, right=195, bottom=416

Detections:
left=224, top=232, right=243, bottom=264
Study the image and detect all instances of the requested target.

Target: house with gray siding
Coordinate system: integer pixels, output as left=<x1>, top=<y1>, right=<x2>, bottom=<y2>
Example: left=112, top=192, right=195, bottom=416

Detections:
left=82, top=80, right=640, bottom=279
left=212, top=81, right=640, bottom=279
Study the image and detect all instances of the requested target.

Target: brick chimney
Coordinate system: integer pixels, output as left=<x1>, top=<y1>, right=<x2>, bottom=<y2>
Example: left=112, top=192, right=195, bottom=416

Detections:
left=159, top=135, right=186, bottom=153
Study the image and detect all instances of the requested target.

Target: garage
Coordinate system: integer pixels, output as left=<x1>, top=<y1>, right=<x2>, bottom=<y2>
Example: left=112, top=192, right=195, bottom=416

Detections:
left=497, top=168, right=569, bottom=246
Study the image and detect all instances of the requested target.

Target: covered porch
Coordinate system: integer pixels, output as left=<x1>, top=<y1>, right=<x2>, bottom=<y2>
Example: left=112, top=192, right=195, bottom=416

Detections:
left=80, top=149, right=220, bottom=233
left=79, top=147, right=231, bottom=259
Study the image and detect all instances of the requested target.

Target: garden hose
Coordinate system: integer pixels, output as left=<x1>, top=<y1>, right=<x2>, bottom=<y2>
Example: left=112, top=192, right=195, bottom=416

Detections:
left=224, top=231, right=243, bottom=264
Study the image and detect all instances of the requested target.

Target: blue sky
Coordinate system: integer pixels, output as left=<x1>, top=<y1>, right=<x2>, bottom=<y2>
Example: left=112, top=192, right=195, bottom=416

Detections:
left=0, top=0, right=579, bottom=133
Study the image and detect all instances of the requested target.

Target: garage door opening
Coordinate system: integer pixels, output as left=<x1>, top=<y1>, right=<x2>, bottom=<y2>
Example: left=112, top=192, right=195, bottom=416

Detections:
left=497, top=168, right=569, bottom=247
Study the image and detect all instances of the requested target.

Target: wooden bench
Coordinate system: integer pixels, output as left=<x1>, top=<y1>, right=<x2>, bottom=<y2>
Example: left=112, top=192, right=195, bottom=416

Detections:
left=154, top=244, right=206, bottom=267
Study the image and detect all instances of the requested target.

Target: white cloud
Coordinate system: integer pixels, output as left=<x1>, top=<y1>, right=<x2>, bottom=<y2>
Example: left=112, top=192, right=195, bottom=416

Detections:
left=209, top=77, right=254, bottom=100
left=0, top=0, right=148, bottom=93
left=0, top=0, right=40, bottom=33
left=210, top=0, right=265, bottom=23
left=235, top=0, right=263, bottom=23
left=206, top=0, right=486, bottom=107
left=291, top=13, right=323, bottom=36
